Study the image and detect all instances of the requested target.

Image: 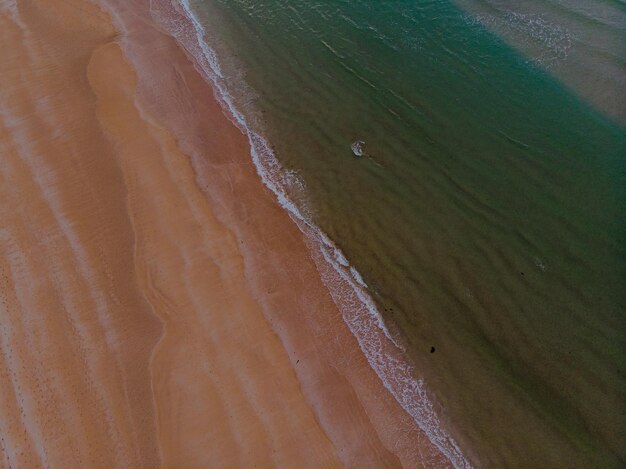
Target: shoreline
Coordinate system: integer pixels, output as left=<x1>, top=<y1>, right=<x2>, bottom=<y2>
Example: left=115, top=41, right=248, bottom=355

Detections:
left=0, top=0, right=464, bottom=466
left=161, top=2, right=471, bottom=466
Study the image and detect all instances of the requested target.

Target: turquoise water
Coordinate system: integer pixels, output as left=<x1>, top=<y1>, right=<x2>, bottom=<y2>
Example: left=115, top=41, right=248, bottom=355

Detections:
left=186, top=0, right=626, bottom=466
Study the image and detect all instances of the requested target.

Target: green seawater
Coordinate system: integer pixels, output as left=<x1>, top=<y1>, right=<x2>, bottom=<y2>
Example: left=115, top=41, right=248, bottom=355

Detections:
left=189, top=0, right=626, bottom=466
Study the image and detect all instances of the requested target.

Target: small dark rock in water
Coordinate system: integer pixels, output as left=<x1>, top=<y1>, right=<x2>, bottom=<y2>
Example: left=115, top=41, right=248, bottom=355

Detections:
left=430, top=346, right=436, bottom=353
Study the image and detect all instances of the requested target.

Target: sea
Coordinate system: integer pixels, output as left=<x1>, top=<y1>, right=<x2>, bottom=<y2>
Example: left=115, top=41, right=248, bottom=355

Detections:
left=173, top=0, right=626, bottom=467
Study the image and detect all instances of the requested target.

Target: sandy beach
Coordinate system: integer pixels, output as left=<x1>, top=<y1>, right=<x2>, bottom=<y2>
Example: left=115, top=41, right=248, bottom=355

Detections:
left=0, top=1, right=450, bottom=467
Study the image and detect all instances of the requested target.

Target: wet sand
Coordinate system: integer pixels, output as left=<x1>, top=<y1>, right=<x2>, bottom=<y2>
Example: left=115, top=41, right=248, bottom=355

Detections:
left=0, top=1, right=450, bottom=467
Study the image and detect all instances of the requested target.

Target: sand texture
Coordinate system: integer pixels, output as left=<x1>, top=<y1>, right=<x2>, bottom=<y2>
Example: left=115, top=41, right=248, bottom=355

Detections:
left=0, top=1, right=450, bottom=467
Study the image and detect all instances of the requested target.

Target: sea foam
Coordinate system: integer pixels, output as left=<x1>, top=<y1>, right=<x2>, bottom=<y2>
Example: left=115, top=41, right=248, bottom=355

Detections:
left=163, top=2, right=472, bottom=467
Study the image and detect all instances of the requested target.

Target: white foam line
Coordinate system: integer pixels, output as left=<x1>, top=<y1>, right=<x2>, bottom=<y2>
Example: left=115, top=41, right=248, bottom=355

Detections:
left=172, top=3, right=472, bottom=467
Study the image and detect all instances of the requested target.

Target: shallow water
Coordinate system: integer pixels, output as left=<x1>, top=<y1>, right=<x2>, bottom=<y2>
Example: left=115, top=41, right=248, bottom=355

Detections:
left=186, top=0, right=626, bottom=466
left=455, top=0, right=626, bottom=125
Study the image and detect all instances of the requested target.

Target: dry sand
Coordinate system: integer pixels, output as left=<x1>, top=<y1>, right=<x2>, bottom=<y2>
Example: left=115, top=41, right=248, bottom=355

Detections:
left=0, top=1, right=450, bottom=467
